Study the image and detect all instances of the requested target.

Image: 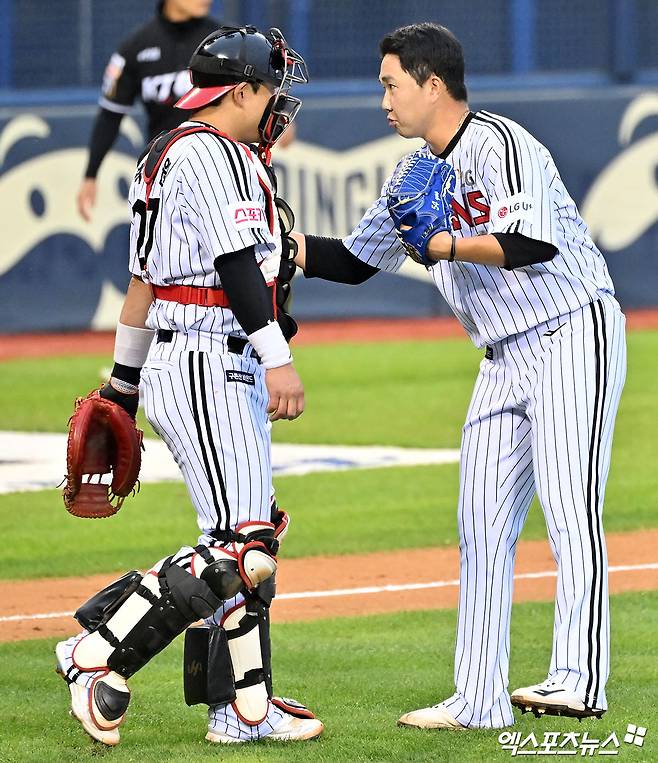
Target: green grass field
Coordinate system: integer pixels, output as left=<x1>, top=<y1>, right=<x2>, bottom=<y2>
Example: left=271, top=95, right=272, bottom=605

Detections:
left=1, top=331, right=657, bottom=761
left=1, top=594, right=657, bottom=762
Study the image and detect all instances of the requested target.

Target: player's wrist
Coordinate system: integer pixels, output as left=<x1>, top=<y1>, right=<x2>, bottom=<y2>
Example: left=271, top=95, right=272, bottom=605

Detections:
left=114, top=322, right=155, bottom=369
left=248, top=321, right=292, bottom=369
left=426, top=231, right=453, bottom=261
left=108, top=376, right=139, bottom=395
left=99, top=381, right=139, bottom=419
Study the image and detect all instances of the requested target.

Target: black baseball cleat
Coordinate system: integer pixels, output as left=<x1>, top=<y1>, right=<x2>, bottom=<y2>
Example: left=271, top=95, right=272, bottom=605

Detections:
left=511, top=680, right=605, bottom=719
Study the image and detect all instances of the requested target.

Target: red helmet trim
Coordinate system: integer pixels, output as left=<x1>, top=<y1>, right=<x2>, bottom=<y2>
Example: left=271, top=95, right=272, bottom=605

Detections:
left=174, top=84, right=239, bottom=110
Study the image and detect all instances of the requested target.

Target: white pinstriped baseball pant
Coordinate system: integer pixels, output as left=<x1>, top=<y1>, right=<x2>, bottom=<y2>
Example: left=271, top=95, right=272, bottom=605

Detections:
left=140, top=331, right=273, bottom=542
left=442, top=294, right=626, bottom=728
left=139, top=331, right=286, bottom=740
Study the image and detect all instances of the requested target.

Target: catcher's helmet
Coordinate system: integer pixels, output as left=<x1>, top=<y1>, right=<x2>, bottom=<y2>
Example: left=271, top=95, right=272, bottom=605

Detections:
left=175, top=26, right=308, bottom=157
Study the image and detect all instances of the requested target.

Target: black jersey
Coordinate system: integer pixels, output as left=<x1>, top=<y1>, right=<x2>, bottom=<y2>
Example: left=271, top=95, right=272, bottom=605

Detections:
left=100, top=9, right=219, bottom=138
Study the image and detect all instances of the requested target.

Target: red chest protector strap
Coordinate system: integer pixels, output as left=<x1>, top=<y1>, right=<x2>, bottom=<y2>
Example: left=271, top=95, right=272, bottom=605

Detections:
left=142, top=125, right=274, bottom=236
left=143, top=124, right=228, bottom=201
left=134, top=126, right=231, bottom=273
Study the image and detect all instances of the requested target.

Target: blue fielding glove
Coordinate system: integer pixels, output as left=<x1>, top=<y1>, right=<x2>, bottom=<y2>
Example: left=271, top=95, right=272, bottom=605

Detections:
left=387, top=153, right=457, bottom=266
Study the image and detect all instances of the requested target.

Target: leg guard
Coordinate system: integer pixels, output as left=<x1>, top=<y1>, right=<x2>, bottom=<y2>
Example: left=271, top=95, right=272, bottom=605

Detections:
left=184, top=581, right=275, bottom=725
left=74, top=571, right=143, bottom=631
left=72, top=540, right=270, bottom=679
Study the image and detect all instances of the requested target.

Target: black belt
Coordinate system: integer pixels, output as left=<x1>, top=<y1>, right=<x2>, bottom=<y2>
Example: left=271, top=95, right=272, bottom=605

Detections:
left=156, top=329, right=260, bottom=362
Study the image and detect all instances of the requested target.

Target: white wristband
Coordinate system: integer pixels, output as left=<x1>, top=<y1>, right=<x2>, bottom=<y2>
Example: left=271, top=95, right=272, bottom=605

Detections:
left=248, top=321, right=292, bottom=369
left=114, top=322, right=155, bottom=368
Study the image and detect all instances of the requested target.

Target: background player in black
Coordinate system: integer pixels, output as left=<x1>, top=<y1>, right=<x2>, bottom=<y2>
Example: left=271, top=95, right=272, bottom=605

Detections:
left=76, top=0, right=218, bottom=221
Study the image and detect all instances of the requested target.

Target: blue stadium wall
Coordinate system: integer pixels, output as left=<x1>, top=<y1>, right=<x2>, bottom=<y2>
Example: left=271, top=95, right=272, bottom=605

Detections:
left=1, top=87, right=657, bottom=332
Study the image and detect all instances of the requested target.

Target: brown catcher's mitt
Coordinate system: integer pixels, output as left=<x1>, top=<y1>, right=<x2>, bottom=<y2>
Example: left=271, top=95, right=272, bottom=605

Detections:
left=62, top=390, right=143, bottom=518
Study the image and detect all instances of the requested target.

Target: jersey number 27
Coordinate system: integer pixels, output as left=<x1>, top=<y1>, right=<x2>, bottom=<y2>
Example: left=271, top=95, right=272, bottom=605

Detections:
left=132, top=198, right=160, bottom=270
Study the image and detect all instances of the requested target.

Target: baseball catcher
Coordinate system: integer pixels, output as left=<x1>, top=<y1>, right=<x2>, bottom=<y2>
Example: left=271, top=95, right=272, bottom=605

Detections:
left=55, top=25, right=323, bottom=747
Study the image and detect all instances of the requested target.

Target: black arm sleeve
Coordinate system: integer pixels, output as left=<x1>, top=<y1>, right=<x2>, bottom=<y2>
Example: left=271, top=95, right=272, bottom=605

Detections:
left=492, top=233, right=557, bottom=271
left=304, top=235, right=379, bottom=284
left=84, top=109, right=124, bottom=178
left=214, top=247, right=274, bottom=335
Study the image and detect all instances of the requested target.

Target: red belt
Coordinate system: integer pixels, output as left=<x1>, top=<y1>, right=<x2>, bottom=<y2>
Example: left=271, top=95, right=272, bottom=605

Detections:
left=152, top=284, right=230, bottom=308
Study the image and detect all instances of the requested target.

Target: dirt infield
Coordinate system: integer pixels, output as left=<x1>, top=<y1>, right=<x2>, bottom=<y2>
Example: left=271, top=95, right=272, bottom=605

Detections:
left=1, top=529, right=656, bottom=643
left=2, top=309, right=658, bottom=361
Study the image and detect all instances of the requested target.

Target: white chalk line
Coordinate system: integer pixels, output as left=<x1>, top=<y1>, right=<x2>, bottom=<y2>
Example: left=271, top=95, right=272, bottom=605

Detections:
left=1, top=562, right=657, bottom=625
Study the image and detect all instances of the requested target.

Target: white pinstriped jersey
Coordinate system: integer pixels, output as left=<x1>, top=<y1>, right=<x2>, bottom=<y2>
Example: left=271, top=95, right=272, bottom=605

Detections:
left=344, top=110, right=615, bottom=348
left=128, top=121, right=282, bottom=341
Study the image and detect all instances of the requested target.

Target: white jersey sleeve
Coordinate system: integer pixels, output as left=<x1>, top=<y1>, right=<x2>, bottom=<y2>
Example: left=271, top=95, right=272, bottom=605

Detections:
left=342, top=177, right=407, bottom=274
left=477, top=112, right=558, bottom=247
left=181, top=133, right=273, bottom=260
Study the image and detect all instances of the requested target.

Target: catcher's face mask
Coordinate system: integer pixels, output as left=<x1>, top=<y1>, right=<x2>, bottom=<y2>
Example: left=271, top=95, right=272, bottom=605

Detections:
left=257, top=29, right=308, bottom=162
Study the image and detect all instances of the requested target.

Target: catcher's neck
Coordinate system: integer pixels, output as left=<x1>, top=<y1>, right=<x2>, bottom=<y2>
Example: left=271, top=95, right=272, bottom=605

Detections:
left=425, top=101, right=470, bottom=156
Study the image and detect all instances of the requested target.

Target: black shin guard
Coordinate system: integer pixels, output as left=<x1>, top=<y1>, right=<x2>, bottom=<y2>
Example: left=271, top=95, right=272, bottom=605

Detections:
left=107, top=560, right=224, bottom=678
left=72, top=556, right=227, bottom=678
left=183, top=624, right=236, bottom=706
left=74, top=571, right=143, bottom=631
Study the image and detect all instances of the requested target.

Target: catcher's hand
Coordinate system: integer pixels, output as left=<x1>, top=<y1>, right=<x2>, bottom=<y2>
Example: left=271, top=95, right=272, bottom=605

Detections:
left=387, top=153, right=456, bottom=266
left=62, top=390, right=143, bottom=519
left=99, top=380, right=139, bottom=419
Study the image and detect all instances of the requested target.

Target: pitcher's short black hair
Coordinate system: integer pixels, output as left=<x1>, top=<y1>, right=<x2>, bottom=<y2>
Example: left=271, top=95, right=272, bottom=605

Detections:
left=380, top=23, right=467, bottom=101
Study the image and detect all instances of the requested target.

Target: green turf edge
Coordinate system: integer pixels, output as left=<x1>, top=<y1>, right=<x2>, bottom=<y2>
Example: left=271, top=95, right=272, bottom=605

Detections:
left=1, top=453, right=656, bottom=581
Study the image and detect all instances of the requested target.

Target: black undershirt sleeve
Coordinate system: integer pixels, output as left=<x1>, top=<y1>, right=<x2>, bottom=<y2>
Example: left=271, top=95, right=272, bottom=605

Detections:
left=304, top=235, right=379, bottom=284
left=214, top=247, right=275, bottom=335
left=492, top=232, right=557, bottom=270
left=85, top=108, right=124, bottom=178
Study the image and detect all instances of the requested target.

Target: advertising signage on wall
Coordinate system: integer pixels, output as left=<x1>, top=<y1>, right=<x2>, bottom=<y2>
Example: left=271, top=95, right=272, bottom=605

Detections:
left=0, top=89, right=656, bottom=331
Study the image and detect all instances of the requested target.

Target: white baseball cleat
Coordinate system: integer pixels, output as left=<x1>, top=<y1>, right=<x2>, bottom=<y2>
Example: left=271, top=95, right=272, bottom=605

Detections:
left=55, top=638, right=131, bottom=746
left=398, top=703, right=467, bottom=730
left=206, top=711, right=324, bottom=744
left=511, top=679, right=605, bottom=719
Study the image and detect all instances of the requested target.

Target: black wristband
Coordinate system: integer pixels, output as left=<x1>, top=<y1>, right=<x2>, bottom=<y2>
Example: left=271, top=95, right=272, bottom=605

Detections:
left=111, top=362, right=141, bottom=386
left=99, top=382, right=139, bottom=418
left=448, top=235, right=457, bottom=262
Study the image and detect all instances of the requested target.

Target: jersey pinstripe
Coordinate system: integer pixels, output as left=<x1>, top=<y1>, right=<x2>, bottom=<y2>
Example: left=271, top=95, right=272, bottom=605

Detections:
left=128, top=122, right=282, bottom=345
left=343, top=110, right=614, bottom=348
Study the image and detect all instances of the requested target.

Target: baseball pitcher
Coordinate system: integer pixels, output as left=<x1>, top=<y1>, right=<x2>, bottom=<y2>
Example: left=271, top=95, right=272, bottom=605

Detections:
left=293, top=23, right=626, bottom=730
